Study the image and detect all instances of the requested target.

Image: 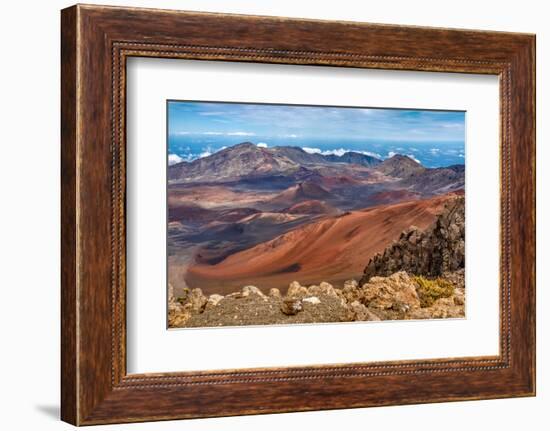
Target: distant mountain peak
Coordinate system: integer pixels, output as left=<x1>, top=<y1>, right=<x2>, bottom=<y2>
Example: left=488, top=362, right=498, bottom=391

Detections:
left=385, top=154, right=420, bottom=164
left=273, top=145, right=306, bottom=151
left=168, top=142, right=298, bottom=183
left=219, top=141, right=262, bottom=153
left=168, top=143, right=383, bottom=184
left=266, top=180, right=331, bottom=210
left=295, top=180, right=330, bottom=198
left=234, top=141, right=256, bottom=147
left=323, top=151, right=381, bottom=167
left=376, top=154, right=425, bottom=177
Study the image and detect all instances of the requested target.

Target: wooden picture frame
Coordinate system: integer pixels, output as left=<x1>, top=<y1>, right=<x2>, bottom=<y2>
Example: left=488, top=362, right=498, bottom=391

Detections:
left=61, top=4, right=535, bottom=425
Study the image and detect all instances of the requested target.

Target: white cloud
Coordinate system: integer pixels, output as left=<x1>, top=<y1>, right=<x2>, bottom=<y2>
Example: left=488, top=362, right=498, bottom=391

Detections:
left=302, top=147, right=381, bottom=159
left=256, top=142, right=268, bottom=148
left=168, top=154, right=184, bottom=165
left=358, top=109, right=377, bottom=116
left=407, top=154, right=421, bottom=163
left=324, top=148, right=349, bottom=157
left=198, top=111, right=226, bottom=116
left=441, top=123, right=464, bottom=129
left=429, top=148, right=441, bottom=155
left=197, top=145, right=227, bottom=159
left=358, top=150, right=382, bottom=159
left=227, top=131, right=255, bottom=136
left=303, top=147, right=322, bottom=154
left=386, top=151, right=420, bottom=163
left=176, top=145, right=230, bottom=162
left=174, top=131, right=256, bottom=137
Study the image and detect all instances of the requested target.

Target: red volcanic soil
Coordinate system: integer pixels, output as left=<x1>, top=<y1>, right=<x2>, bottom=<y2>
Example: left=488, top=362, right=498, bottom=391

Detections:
left=169, top=204, right=214, bottom=223
left=367, top=189, right=421, bottom=206
left=185, top=194, right=454, bottom=295
left=169, top=204, right=259, bottom=224
left=267, top=181, right=330, bottom=208
left=318, top=175, right=362, bottom=189
left=284, top=200, right=339, bottom=215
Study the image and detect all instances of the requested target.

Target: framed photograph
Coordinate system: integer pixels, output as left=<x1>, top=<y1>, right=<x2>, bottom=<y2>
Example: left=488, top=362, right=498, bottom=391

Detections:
left=164, top=100, right=467, bottom=329
left=61, top=4, right=535, bottom=425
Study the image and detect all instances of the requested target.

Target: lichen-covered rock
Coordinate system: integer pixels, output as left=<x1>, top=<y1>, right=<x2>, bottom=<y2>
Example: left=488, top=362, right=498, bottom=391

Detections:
left=409, top=296, right=464, bottom=319
left=168, top=307, right=192, bottom=327
left=361, top=271, right=421, bottom=312
left=453, top=290, right=465, bottom=306
left=168, top=283, right=193, bottom=326
left=240, top=285, right=266, bottom=298
left=287, top=281, right=308, bottom=297
left=441, top=269, right=466, bottom=290
left=342, top=279, right=361, bottom=302
left=308, top=281, right=338, bottom=297
left=207, top=294, right=224, bottom=307
left=167, top=271, right=464, bottom=328
left=281, top=298, right=303, bottom=315
left=268, top=287, right=282, bottom=298
left=188, top=288, right=208, bottom=312
left=360, top=196, right=465, bottom=284
left=303, top=296, right=321, bottom=305
left=344, top=279, right=359, bottom=290
left=347, top=300, right=381, bottom=321
left=320, top=281, right=338, bottom=297
left=168, top=283, right=176, bottom=303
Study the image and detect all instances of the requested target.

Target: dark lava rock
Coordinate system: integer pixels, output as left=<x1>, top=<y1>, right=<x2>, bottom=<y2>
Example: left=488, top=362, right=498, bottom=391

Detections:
left=360, top=196, right=465, bottom=285
left=280, top=298, right=303, bottom=315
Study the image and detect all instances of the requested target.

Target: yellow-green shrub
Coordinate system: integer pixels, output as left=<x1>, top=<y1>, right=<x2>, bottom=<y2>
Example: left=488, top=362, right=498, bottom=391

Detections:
left=414, top=276, right=454, bottom=308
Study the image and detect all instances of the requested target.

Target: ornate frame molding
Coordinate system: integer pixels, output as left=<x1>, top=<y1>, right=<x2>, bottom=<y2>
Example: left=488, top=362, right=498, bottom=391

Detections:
left=61, top=5, right=535, bottom=425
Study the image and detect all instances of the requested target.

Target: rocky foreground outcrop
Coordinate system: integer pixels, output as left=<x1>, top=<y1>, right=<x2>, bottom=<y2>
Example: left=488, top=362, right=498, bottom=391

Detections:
left=360, top=196, right=464, bottom=285
left=168, top=270, right=465, bottom=328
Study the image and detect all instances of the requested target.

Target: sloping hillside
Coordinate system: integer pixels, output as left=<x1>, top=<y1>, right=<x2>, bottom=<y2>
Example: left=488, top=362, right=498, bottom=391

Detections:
left=185, top=194, right=454, bottom=295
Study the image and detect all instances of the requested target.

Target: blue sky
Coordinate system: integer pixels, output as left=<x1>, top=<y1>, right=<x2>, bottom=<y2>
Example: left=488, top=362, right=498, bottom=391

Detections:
left=167, top=101, right=465, bottom=167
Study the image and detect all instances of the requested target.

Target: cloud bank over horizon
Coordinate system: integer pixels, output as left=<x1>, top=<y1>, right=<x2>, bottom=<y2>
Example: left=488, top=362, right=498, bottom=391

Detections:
left=168, top=101, right=465, bottom=168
